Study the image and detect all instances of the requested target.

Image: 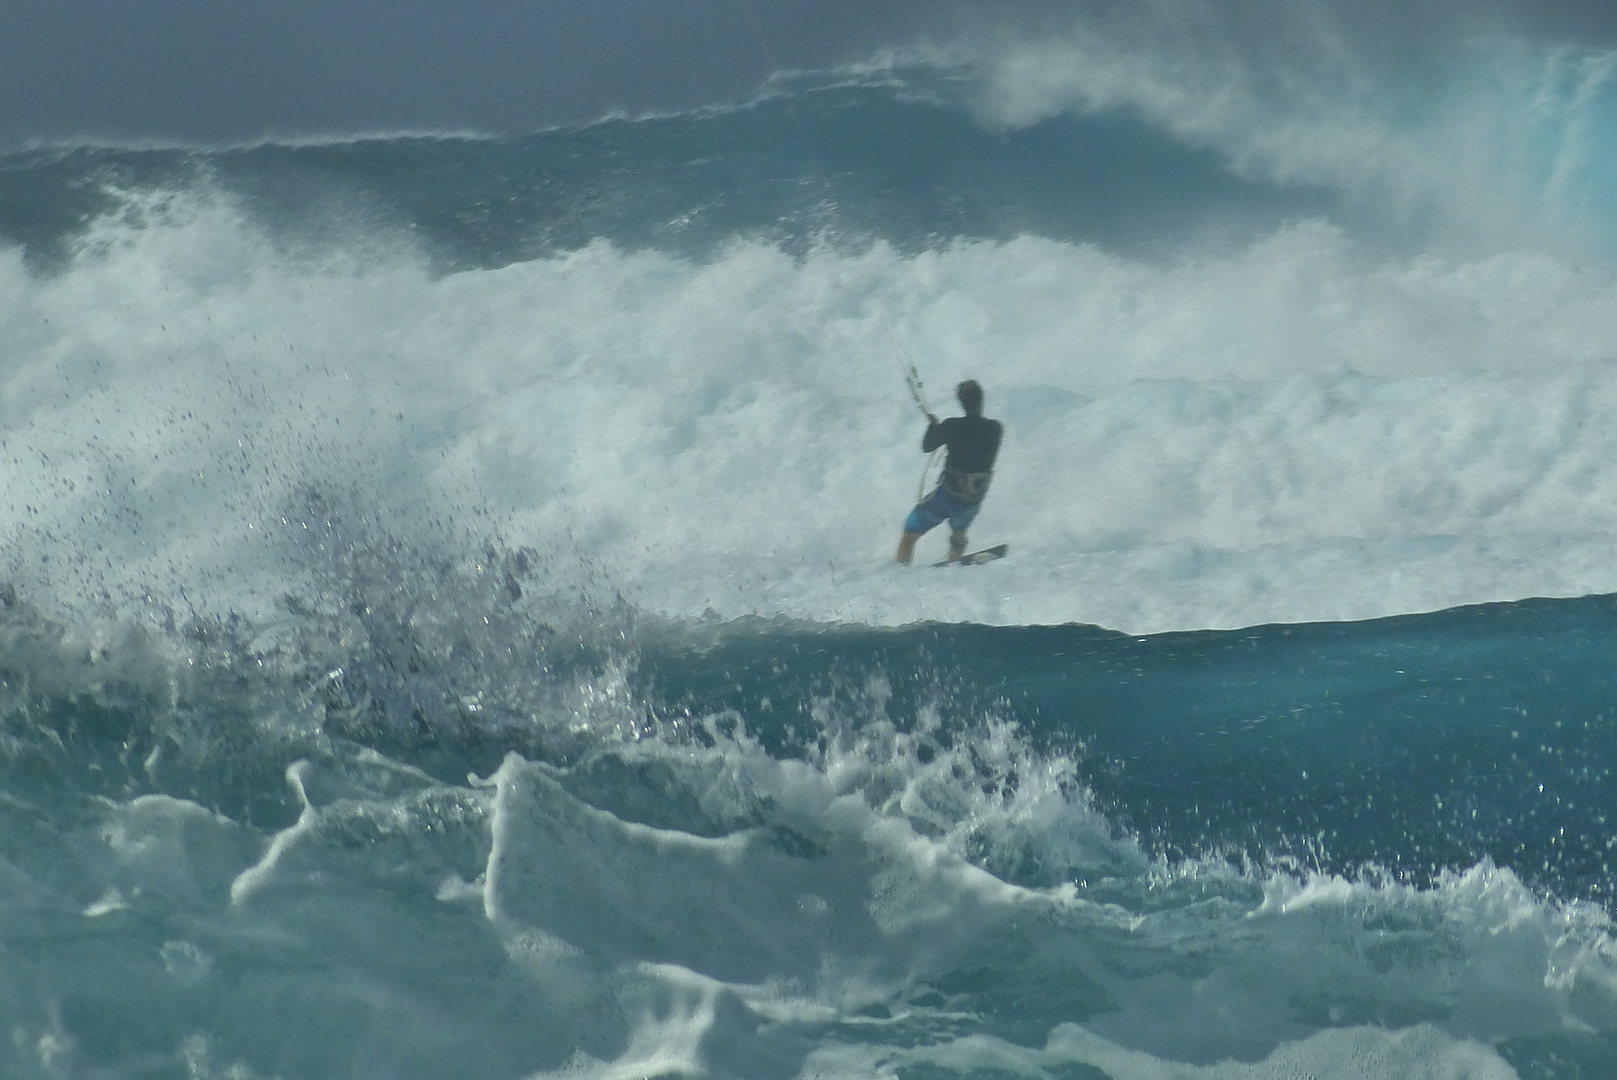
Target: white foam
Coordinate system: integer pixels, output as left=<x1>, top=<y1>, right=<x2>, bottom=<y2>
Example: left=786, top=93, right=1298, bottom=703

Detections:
left=804, top=1023, right=1521, bottom=1080
left=8, top=197, right=1617, bottom=631
left=8, top=659, right=1613, bottom=1079
left=916, top=19, right=1617, bottom=258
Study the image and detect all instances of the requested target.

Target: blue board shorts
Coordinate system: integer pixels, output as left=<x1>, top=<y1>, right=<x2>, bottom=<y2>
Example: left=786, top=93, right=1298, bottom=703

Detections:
left=905, top=486, right=982, bottom=535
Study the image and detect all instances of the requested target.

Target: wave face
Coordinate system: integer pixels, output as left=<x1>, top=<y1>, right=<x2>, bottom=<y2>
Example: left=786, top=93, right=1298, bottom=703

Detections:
left=4, top=31, right=1617, bottom=1080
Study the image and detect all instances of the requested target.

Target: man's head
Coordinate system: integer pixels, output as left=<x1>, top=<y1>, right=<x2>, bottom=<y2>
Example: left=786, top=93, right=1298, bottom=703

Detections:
left=957, top=379, right=984, bottom=415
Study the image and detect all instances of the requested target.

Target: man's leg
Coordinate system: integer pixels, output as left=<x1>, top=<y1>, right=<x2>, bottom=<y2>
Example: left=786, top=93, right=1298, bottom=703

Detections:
left=899, top=490, right=946, bottom=565
left=945, top=498, right=981, bottom=563
left=896, top=531, right=921, bottom=565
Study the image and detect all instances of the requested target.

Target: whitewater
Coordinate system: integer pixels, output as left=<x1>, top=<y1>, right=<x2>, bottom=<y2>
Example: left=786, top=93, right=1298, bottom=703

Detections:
left=4, top=24, right=1617, bottom=1080
left=10, top=193, right=1617, bottom=632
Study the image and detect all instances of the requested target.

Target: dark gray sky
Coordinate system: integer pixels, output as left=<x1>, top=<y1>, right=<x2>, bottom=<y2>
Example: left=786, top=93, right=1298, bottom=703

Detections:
left=3, top=0, right=1615, bottom=148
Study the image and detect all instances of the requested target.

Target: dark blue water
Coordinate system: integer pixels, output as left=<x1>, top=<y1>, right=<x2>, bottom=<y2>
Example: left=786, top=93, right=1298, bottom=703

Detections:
left=640, top=595, right=1617, bottom=903
left=0, top=82, right=1340, bottom=273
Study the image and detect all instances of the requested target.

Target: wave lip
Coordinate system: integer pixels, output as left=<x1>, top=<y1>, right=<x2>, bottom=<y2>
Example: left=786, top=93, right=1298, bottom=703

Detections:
left=935, top=17, right=1617, bottom=256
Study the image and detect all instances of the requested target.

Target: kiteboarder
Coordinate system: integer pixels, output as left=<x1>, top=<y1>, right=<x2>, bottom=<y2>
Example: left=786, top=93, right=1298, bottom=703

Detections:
left=896, top=379, right=1002, bottom=565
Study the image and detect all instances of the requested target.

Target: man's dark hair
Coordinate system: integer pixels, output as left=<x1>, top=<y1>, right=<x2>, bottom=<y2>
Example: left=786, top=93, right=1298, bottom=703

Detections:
left=957, top=379, right=984, bottom=415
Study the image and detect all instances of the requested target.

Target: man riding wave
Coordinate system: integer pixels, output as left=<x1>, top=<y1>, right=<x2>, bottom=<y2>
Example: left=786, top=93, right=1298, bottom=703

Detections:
left=896, top=379, right=1002, bottom=565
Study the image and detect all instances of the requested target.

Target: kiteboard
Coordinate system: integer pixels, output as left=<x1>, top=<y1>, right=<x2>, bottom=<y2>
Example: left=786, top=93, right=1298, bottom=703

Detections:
left=933, top=543, right=1007, bottom=567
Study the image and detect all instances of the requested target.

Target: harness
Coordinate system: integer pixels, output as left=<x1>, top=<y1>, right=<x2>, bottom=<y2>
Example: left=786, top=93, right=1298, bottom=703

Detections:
left=943, top=469, right=993, bottom=503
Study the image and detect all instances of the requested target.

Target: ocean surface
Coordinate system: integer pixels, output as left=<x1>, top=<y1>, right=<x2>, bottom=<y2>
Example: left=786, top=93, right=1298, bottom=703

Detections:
left=5, top=29, right=1617, bottom=1080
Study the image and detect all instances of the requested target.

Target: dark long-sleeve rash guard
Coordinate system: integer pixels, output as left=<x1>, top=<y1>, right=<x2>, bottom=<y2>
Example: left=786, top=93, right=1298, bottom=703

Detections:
left=923, top=414, right=1002, bottom=502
